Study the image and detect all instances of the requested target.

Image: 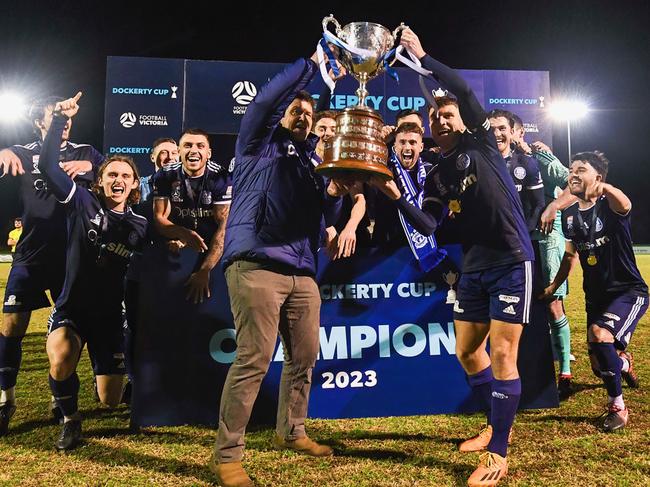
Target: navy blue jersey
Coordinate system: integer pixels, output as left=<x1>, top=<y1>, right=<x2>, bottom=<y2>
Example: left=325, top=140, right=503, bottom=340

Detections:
left=152, top=161, right=232, bottom=242
left=505, top=151, right=545, bottom=234
left=373, top=160, right=433, bottom=248
left=562, top=197, right=648, bottom=299
left=5, top=140, right=103, bottom=267
left=37, top=114, right=147, bottom=316
left=423, top=125, right=534, bottom=272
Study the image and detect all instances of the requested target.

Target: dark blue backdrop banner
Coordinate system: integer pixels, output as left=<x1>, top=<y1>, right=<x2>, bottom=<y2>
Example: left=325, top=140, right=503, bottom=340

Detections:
left=104, top=56, right=551, bottom=174
left=132, top=245, right=558, bottom=427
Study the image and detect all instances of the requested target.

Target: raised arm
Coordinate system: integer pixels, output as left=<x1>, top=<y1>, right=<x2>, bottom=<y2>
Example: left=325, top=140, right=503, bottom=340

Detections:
left=400, top=29, right=487, bottom=130
left=236, top=57, right=318, bottom=157
left=39, top=93, right=83, bottom=203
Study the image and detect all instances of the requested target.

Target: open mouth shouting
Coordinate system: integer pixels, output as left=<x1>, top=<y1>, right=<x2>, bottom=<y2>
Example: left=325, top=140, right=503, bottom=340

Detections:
left=110, top=183, right=125, bottom=197
left=401, top=148, right=415, bottom=166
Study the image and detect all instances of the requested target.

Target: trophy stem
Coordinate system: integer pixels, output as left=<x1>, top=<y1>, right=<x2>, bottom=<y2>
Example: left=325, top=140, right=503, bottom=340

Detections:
left=356, top=74, right=369, bottom=107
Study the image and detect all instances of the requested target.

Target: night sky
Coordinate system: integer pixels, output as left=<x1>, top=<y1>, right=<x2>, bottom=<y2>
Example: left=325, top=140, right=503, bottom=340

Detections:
left=1, top=0, right=649, bottom=241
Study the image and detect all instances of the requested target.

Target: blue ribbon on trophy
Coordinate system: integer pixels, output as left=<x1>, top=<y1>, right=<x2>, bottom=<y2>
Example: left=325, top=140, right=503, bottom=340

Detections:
left=389, top=150, right=447, bottom=272
left=319, top=15, right=406, bottom=99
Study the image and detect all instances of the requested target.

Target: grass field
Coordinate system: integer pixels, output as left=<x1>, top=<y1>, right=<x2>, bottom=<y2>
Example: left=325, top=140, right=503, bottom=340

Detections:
left=1, top=259, right=649, bottom=486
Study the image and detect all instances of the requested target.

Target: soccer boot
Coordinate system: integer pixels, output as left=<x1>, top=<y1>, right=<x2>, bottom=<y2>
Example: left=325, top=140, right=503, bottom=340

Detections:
left=208, top=456, right=254, bottom=487
left=55, top=419, right=82, bottom=451
left=618, top=351, right=639, bottom=389
left=467, top=451, right=508, bottom=486
left=0, top=402, right=17, bottom=436
left=558, top=374, right=573, bottom=401
left=273, top=434, right=333, bottom=457
left=459, top=425, right=513, bottom=453
left=602, top=404, right=629, bottom=433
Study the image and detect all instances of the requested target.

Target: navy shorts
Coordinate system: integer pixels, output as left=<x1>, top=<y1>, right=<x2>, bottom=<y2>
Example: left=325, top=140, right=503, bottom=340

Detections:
left=47, top=308, right=126, bottom=376
left=587, top=292, right=648, bottom=350
left=3, top=264, right=64, bottom=313
left=454, top=261, right=533, bottom=324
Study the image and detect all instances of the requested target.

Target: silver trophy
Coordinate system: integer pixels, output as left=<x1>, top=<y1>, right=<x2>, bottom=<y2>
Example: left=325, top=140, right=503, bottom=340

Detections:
left=442, top=271, right=459, bottom=305
left=321, top=15, right=406, bottom=106
left=315, top=15, right=407, bottom=181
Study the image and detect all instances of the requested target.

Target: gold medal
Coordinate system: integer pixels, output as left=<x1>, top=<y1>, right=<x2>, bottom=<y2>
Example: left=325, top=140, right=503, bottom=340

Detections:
left=449, top=199, right=461, bottom=213
left=587, top=253, right=597, bottom=266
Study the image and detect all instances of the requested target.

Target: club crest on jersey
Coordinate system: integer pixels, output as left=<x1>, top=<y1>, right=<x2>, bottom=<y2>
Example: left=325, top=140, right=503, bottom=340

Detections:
left=31, top=155, right=41, bottom=174
left=514, top=166, right=526, bottom=179
left=456, top=153, right=470, bottom=170
left=595, top=217, right=603, bottom=232
left=171, top=181, right=182, bottom=202
left=128, top=230, right=139, bottom=246
left=201, top=190, right=212, bottom=205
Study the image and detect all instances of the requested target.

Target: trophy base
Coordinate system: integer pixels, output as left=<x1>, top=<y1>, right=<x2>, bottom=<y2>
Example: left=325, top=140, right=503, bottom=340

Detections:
left=315, top=160, right=393, bottom=181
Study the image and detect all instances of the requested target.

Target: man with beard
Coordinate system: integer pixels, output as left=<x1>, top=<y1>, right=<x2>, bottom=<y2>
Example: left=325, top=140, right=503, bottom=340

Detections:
left=372, top=28, right=534, bottom=486
left=541, top=151, right=647, bottom=432
left=152, top=129, right=231, bottom=304
left=210, top=50, right=347, bottom=487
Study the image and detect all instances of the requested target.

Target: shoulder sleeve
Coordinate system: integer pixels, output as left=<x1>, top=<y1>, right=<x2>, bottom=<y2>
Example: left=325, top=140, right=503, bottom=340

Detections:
left=152, top=166, right=176, bottom=198
left=211, top=167, right=233, bottom=205
left=525, top=157, right=544, bottom=190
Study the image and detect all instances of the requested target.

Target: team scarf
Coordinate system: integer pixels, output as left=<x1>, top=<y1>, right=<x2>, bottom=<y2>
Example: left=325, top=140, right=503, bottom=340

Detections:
left=389, top=150, right=447, bottom=272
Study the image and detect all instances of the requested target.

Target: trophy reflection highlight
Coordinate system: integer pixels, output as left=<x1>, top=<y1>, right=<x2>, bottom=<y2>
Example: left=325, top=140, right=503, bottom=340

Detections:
left=315, top=15, right=407, bottom=181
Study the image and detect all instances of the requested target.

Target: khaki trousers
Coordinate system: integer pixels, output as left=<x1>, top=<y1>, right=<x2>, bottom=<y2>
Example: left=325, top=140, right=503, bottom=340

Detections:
left=215, top=261, right=321, bottom=462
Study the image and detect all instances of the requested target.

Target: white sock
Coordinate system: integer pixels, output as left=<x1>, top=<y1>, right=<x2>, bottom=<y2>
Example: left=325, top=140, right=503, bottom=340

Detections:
left=0, top=387, right=16, bottom=406
left=608, top=395, right=625, bottom=409
left=620, top=356, right=630, bottom=373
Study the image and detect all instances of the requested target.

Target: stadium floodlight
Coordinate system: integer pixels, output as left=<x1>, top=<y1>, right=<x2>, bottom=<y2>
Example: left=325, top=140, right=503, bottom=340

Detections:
left=0, top=92, right=27, bottom=125
left=548, top=99, right=589, bottom=159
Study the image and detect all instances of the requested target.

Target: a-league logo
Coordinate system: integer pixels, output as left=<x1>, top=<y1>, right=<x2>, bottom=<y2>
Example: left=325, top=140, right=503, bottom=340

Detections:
left=231, top=81, right=257, bottom=105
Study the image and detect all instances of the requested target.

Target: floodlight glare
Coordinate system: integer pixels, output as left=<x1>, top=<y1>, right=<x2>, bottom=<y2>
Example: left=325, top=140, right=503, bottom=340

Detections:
left=547, top=99, right=590, bottom=158
left=548, top=100, right=589, bottom=121
left=0, top=92, right=26, bottom=124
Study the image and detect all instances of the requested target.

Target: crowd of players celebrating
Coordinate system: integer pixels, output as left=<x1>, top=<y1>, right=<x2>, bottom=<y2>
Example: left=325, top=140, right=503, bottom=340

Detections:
left=0, top=28, right=647, bottom=487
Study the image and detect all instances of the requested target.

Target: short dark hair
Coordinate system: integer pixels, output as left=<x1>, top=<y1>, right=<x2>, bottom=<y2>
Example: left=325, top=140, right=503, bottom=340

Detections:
left=488, top=109, right=515, bottom=129
left=179, top=128, right=210, bottom=146
left=571, top=151, right=610, bottom=181
left=14, top=217, right=22, bottom=222
left=92, top=155, right=141, bottom=206
left=428, top=96, right=459, bottom=115
left=28, top=96, right=64, bottom=136
left=152, top=137, right=176, bottom=151
left=395, top=122, right=423, bottom=137
left=294, top=90, right=315, bottom=108
left=315, top=110, right=338, bottom=124
left=395, top=109, right=423, bottom=125
left=511, top=113, right=524, bottom=129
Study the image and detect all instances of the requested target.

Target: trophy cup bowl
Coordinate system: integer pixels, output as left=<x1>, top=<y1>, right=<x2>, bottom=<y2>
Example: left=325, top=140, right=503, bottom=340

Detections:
left=315, top=15, right=407, bottom=181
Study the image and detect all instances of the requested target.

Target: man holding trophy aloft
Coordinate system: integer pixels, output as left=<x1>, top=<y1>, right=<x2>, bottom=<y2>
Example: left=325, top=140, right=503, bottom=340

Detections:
left=209, top=42, right=354, bottom=487
left=371, top=28, right=534, bottom=486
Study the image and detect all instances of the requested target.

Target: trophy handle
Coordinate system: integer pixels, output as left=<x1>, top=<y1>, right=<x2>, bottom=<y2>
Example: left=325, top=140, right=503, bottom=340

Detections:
left=322, top=14, right=342, bottom=36
left=392, top=22, right=409, bottom=41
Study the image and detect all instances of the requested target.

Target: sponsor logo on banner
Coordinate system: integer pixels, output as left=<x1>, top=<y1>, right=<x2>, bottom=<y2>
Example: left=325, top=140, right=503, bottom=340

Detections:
left=524, top=122, right=540, bottom=133
left=120, top=112, right=137, bottom=128
left=108, top=146, right=151, bottom=155
left=171, top=86, right=178, bottom=99
left=111, top=87, right=175, bottom=97
left=119, top=112, right=169, bottom=128
left=488, top=97, right=543, bottom=106
left=232, top=81, right=257, bottom=115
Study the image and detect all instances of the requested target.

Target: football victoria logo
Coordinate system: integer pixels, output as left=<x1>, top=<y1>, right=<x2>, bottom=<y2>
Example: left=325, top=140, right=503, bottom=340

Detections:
left=119, top=112, right=137, bottom=128
left=232, top=81, right=257, bottom=115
